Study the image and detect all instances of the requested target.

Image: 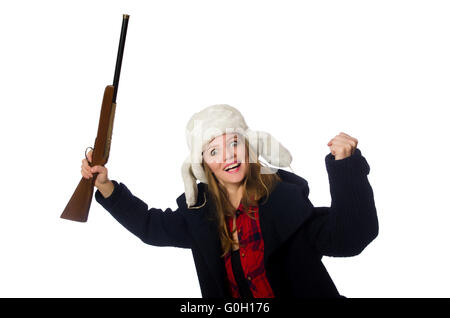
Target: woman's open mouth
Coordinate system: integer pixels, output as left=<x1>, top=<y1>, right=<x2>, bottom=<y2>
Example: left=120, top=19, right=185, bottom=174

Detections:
left=224, top=162, right=241, bottom=173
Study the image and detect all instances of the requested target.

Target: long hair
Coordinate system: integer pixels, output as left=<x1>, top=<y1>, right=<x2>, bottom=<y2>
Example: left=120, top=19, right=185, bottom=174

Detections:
left=201, top=137, right=282, bottom=257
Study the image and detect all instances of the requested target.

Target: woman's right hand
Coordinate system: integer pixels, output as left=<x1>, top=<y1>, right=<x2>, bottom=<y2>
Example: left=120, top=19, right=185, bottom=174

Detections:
left=81, top=149, right=110, bottom=189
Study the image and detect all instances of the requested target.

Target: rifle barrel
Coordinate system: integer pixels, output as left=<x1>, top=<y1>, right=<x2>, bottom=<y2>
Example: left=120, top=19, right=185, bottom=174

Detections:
left=112, top=14, right=129, bottom=103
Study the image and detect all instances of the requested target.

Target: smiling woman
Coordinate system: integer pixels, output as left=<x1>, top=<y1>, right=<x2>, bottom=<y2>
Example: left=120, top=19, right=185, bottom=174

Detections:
left=92, top=103, right=378, bottom=298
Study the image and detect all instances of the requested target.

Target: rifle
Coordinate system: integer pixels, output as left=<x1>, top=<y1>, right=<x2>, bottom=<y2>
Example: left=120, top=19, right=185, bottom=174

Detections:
left=60, top=14, right=130, bottom=222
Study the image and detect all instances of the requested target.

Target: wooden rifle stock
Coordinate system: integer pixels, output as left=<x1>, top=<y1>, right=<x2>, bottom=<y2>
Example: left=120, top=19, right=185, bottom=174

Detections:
left=61, top=14, right=129, bottom=222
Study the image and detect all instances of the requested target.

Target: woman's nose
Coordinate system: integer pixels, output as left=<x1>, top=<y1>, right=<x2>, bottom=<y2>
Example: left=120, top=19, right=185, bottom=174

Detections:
left=223, top=147, right=237, bottom=162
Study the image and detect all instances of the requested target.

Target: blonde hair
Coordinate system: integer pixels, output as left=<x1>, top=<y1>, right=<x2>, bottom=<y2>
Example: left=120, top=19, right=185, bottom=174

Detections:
left=200, top=137, right=281, bottom=257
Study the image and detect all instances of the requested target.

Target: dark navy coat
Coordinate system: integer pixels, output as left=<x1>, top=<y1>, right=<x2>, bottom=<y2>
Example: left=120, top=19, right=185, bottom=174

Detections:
left=95, top=148, right=378, bottom=298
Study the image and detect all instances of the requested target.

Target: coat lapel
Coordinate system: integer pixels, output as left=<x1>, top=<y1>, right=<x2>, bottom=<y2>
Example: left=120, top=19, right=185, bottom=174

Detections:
left=259, top=170, right=313, bottom=265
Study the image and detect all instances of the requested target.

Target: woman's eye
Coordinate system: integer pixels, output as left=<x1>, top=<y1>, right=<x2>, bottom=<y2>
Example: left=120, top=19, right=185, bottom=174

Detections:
left=209, top=139, right=238, bottom=156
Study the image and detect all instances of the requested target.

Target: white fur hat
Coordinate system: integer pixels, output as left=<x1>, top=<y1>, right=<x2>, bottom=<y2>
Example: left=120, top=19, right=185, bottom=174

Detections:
left=181, top=104, right=293, bottom=208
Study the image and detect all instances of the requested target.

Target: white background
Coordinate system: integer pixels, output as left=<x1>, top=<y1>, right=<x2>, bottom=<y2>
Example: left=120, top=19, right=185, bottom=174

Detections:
left=1, top=0, right=449, bottom=297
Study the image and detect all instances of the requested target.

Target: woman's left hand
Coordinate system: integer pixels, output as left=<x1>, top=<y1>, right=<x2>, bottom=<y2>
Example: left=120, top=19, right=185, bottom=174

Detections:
left=327, top=132, right=358, bottom=160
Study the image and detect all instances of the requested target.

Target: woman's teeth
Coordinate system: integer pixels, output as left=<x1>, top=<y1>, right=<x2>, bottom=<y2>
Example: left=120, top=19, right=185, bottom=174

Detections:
left=224, top=163, right=240, bottom=171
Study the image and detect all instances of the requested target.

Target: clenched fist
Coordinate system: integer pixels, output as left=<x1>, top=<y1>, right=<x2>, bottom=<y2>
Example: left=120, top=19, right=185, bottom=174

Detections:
left=327, top=132, right=358, bottom=160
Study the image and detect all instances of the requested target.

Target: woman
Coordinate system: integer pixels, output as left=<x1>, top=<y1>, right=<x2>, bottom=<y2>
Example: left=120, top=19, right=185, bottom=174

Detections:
left=81, top=104, right=378, bottom=298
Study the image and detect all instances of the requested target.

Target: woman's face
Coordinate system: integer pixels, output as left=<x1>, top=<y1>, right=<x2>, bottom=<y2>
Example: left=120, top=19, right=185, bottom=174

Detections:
left=202, top=133, right=248, bottom=187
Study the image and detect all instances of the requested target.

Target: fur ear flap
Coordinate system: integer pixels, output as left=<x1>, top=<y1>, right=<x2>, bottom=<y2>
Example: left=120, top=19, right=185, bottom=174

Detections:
left=255, top=130, right=293, bottom=167
left=181, top=156, right=198, bottom=208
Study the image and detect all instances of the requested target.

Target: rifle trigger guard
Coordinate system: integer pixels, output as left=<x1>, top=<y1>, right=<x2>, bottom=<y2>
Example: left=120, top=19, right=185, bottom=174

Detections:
left=85, top=147, right=94, bottom=163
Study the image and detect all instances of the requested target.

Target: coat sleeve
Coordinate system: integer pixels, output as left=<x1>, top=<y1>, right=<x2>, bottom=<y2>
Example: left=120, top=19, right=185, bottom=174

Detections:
left=302, top=148, right=379, bottom=257
left=94, top=180, right=192, bottom=249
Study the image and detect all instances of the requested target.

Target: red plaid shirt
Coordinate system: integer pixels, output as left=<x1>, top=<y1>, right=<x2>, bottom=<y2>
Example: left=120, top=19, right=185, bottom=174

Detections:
left=224, top=202, right=275, bottom=298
